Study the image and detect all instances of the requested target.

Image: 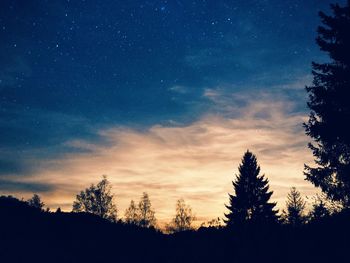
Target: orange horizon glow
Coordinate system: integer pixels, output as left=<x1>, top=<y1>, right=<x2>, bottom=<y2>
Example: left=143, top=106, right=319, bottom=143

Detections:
left=2, top=91, right=317, bottom=225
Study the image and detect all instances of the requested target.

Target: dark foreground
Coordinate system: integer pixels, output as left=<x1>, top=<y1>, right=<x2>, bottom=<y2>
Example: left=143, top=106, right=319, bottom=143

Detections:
left=0, top=196, right=349, bottom=263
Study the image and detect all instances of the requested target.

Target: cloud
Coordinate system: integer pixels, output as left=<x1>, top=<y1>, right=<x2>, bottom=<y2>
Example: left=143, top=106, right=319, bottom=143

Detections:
left=5, top=90, right=316, bottom=223
left=0, top=159, right=28, bottom=176
left=0, top=179, right=54, bottom=193
left=276, top=74, right=313, bottom=90
left=169, top=85, right=189, bottom=94
left=0, top=105, right=100, bottom=181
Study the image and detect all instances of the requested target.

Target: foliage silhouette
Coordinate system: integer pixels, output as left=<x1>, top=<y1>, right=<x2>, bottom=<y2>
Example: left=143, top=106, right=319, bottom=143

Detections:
left=27, top=193, right=45, bottom=210
left=137, top=192, right=157, bottom=228
left=304, top=1, right=350, bottom=207
left=308, top=194, right=332, bottom=222
left=165, top=198, right=196, bottom=233
left=224, top=150, right=278, bottom=227
left=283, top=187, right=306, bottom=226
left=2, top=194, right=350, bottom=263
left=0, top=195, right=163, bottom=263
left=200, top=217, right=223, bottom=228
left=124, top=199, right=139, bottom=224
left=72, top=175, right=117, bottom=222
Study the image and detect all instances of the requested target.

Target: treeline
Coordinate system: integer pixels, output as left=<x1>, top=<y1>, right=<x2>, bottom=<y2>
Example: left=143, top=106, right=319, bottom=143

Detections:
left=64, top=176, right=196, bottom=232
left=0, top=192, right=349, bottom=263
left=5, top=179, right=196, bottom=233
left=1, top=149, right=343, bottom=233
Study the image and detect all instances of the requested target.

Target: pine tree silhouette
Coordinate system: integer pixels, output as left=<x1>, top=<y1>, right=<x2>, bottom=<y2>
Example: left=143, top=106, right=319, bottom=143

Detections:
left=284, top=187, right=306, bottom=226
left=225, top=150, right=278, bottom=227
left=304, top=1, right=350, bottom=207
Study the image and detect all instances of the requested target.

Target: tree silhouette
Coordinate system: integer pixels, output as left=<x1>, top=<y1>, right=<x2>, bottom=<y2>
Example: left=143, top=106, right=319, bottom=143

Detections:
left=308, top=194, right=333, bottom=222
left=166, top=198, right=196, bottom=233
left=304, top=1, right=350, bottom=207
left=124, top=200, right=139, bottom=224
left=137, top=192, right=156, bottom=228
left=200, top=217, right=223, bottom=228
left=224, top=151, right=278, bottom=227
left=27, top=194, right=45, bottom=210
left=72, top=175, right=117, bottom=222
left=283, top=187, right=306, bottom=226
left=309, top=199, right=330, bottom=222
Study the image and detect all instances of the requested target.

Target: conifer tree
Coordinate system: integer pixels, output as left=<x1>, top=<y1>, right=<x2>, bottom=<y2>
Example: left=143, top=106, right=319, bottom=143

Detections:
left=304, top=1, right=350, bottom=207
left=224, top=151, right=278, bottom=227
left=284, top=187, right=306, bottom=226
left=308, top=195, right=332, bottom=221
left=309, top=199, right=330, bottom=221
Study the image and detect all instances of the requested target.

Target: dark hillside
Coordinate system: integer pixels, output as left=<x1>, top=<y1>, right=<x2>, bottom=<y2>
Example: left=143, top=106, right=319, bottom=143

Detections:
left=1, top=196, right=349, bottom=263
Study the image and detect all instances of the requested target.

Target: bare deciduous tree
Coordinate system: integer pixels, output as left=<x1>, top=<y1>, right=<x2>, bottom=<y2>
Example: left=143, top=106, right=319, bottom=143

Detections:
left=166, top=199, right=196, bottom=233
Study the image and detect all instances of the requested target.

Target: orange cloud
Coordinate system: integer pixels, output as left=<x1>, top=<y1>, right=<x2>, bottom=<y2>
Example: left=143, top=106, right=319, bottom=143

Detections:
left=12, top=91, right=316, bottom=224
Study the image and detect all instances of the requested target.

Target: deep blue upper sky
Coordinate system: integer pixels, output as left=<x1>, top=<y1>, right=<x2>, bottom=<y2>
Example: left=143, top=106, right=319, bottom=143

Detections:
left=0, top=0, right=345, bottom=185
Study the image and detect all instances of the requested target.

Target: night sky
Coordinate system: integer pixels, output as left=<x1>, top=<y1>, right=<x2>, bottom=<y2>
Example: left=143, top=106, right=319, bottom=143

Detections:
left=0, top=0, right=345, bottom=223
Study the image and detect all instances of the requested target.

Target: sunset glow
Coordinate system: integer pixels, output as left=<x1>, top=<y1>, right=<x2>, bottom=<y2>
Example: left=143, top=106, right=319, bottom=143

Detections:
left=3, top=90, right=315, bottom=224
left=0, top=0, right=337, bottom=225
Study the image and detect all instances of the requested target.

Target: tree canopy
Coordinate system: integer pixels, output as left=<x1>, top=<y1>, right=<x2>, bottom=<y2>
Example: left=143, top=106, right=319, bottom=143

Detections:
left=166, top=199, right=196, bottom=233
left=283, top=187, right=306, bottom=226
left=137, top=192, right=157, bottom=228
left=224, top=151, right=278, bottom=227
left=27, top=194, right=45, bottom=210
left=72, top=175, right=117, bottom=222
left=304, top=1, right=350, bottom=207
left=124, top=200, right=139, bottom=224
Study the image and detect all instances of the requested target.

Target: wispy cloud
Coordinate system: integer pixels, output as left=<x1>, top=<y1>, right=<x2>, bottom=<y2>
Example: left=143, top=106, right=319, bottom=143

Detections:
left=3, top=90, right=315, bottom=223
left=0, top=179, right=54, bottom=193
left=168, top=85, right=189, bottom=94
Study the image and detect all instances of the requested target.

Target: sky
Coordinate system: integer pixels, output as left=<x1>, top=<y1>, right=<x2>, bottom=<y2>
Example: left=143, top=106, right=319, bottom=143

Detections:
left=0, top=0, right=346, bottom=224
